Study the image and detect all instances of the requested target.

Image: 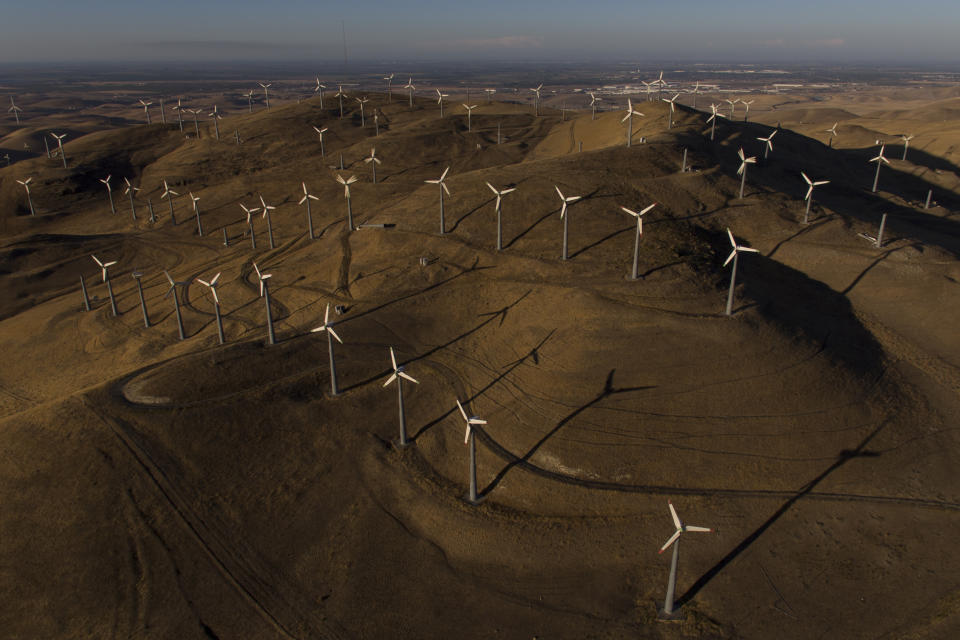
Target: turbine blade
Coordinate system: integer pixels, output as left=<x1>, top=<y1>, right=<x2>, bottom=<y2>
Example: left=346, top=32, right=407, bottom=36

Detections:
left=723, top=249, right=737, bottom=267
left=324, top=302, right=330, bottom=324
left=685, top=525, right=712, bottom=533
left=390, top=347, right=397, bottom=370
left=383, top=373, right=397, bottom=387
left=726, top=228, right=736, bottom=248
left=659, top=530, right=681, bottom=554
left=456, top=399, right=469, bottom=422
left=399, top=372, right=419, bottom=384
left=328, top=326, right=343, bottom=344
left=669, top=501, right=681, bottom=529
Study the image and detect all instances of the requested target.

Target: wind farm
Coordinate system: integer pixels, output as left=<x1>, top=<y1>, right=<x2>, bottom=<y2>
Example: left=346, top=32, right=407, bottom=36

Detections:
left=1, top=31, right=960, bottom=640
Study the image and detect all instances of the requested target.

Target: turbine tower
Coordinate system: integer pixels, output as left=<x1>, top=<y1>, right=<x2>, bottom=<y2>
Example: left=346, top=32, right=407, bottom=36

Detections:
left=462, top=103, right=478, bottom=131
left=161, top=180, right=179, bottom=225
left=658, top=501, right=713, bottom=619
left=259, top=195, right=277, bottom=249
left=312, top=125, right=328, bottom=157
left=724, top=228, right=759, bottom=316
left=383, top=73, right=394, bottom=102
left=825, top=122, right=838, bottom=148
left=240, top=202, right=259, bottom=248
left=8, top=97, right=22, bottom=125
left=50, top=132, right=67, bottom=168
left=336, top=174, right=358, bottom=230
left=801, top=172, right=830, bottom=224
left=123, top=177, right=140, bottom=220
left=16, top=178, right=35, bottom=216
left=208, top=105, right=222, bottom=140
left=259, top=82, right=272, bottom=109
left=757, top=130, right=777, bottom=160
left=252, top=262, right=276, bottom=345
left=530, top=83, right=543, bottom=116
left=555, top=186, right=582, bottom=261
left=663, top=93, right=680, bottom=129
left=621, top=99, right=644, bottom=147
left=741, top=99, right=754, bottom=122
left=164, top=270, right=189, bottom=340
left=335, top=85, right=346, bottom=119
left=589, top=92, right=599, bottom=120
left=196, top=272, right=225, bottom=344
left=737, top=147, right=756, bottom=199
left=384, top=347, right=419, bottom=446
left=311, top=303, right=343, bottom=396
left=706, top=104, right=721, bottom=141
left=299, top=182, right=319, bottom=239
left=354, top=96, right=369, bottom=127
left=486, top=182, right=516, bottom=251
left=621, top=202, right=656, bottom=280
left=99, top=175, right=115, bottom=215
left=404, top=77, right=416, bottom=108
left=425, top=167, right=451, bottom=235
left=138, top=99, right=153, bottom=125
left=314, top=78, right=326, bottom=108
left=244, top=89, right=255, bottom=113
left=900, top=134, right=914, bottom=161
left=435, top=89, right=449, bottom=118
left=189, top=192, right=203, bottom=236
left=131, top=271, right=150, bottom=327
left=92, top=255, right=119, bottom=316
left=870, top=144, right=890, bottom=193
left=457, top=399, right=487, bottom=503
left=364, top=147, right=381, bottom=184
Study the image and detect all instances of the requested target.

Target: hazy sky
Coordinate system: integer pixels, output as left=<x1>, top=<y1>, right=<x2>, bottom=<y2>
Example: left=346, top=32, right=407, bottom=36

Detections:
left=2, top=0, right=957, bottom=65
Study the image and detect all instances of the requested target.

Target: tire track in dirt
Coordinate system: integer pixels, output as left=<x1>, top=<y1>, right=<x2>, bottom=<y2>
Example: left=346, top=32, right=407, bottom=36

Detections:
left=82, top=397, right=349, bottom=640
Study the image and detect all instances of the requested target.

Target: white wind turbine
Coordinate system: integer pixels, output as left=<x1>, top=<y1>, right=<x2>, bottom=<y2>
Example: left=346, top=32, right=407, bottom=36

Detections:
left=196, top=272, right=225, bottom=344
left=299, top=182, right=319, bottom=239
left=741, top=99, right=754, bottom=122
left=92, top=255, right=119, bottom=316
left=138, top=99, right=153, bottom=124
left=737, top=147, right=757, bottom=199
left=691, top=80, right=700, bottom=109
left=724, top=228, right=759, bottom=316
left=244, top=89, right=255, bottom=113
left=870, top=144, right=890, bottom=193
left=641, top=80, right=654, bottom=102
left=314, top=78, right=326, bottom=108
left=312, top=125, right=329, bottom=157
left=654, top=70, right=666, bottom=100
left=435, top=88, right=449, bottom=117
left=621, top=99, right=644, bottom=147
left=50, top=132, right=67, bottom=168
left=589, top=92, right=600, bottom=120
left=404, top=77, right=416, bottom=108
left=335, top=85, right=346, bottom=119
left=384, top=73, right=394, bottom=102
left=240, top=202, right=259, bottom=248
left=123, top=177, right=140, bottom=220
left=364, top=147, right=382, bottom=184
left=621, top=202, right=656, bottom=280
left=462, top=103, right=478, bottom=131
left=259, top=82, right=272, bottom=109
left=131, top=270, right=150, bottom=327
left=17, top=177, right=36, bottom=216
left=425, top=167, right=451, bottom=235
left=311, top=303, right=343, bottom=396
left=384, top=347, right=419, bottom=446
left=187, top=108, right=202, bottom=137
left=8, top=96, right=22, bottom=125
left=486, top=182, right=517, bottom=251
left=164, top=270, right=189, bottom=340
left=99, top=175, right=115, bottom=214
left=725, top=97, right=738, bottom=119
left=658, top=501, right=713, bottom=619
left=801, top=172, right=830, bottom=224
left=161, top=180, right=178, bottom=225
left=484, top=88, right=496, bottom=104
left=336, top=174, right=359, bottom=230
left=556, top=185, right=582, bottom=261
left=706, top=104, right=721, bottom=141
left=354, top=96, right=369, bottom=127
left=825, top=122, right=839, bottom=148
left=259, top=194, right=277, bottom=248
left=900, top=134, right=914, bottom=161
left=186, top=192, right=202, bottom=235
left=172, top=97, right=184, bottom=131
left=663, top=93, right=680, bottom=129
left=456, top=399, right=487, bottom=503
left=208, top=104, right=222, bottom=140
left=757, top=130, right=777, bottom=161
left=252, top=262, right=277, bottom=345
left=530, top=83, right=543, bottom=116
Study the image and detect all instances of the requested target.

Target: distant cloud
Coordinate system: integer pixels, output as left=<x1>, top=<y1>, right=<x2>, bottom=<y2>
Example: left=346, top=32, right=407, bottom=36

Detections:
left=813, top=38, right=845, bottom=47
left=423, top=35, right=544, bottom=51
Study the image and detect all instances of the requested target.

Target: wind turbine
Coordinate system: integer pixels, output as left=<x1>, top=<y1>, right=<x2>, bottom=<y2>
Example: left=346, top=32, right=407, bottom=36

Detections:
left=164, top=270, right=189, bottom=340
left=161, top=180, right=178, bottom=225
left=641, top=80, right=654, bottom=102
left=741, top=99, right=754, bottom=122
left=801, top=172, right=830, bottom=224
left=484, top=88, right=496, bottom=104
left=737, top=147, right=756, bottom=199
left=530, top=83, right=543, bottom=116
left=384, top=73, right=394, bottom=102
left=706, top=104, right=721, bottom=141
left=50, top=132, right=67, bottom=168
left=311, top=303, right=343, bottom=395
left=259, top=82, right=272, bottom=109
left=173, top=97, right=184, bottom=131
left=825, top=122, right=838, bottom=148
left=131, top=271, right=149, bottom=327
left=196, top=272, right=225, bottom=344
left=691, top=80, right=700, bottom=109
left=589, top=92, right=599, bottom=120
left=299, top=181, right=319, bottom=239
left=187, top=108, right=202, bottom=137
left=621, top=203, right=656, bottom=280
left=259, top=195, right=277, bottom=248
left=462, top=103, right=478, bottom=131
left=364, top=147, right=381, bottom=184
left=313, top=77, right=332, bottom=107
left=336, top=174, right=358, bottom=230
left=244, top=89, right=255, bottom=113
left=208, top=105, right=222, bottom=140
left=99, top=175, right=115, bottom=214
left=725, top=97, right=738, bottom=119
left=16, top=178, right=35, bottom=216
left=757, top=130, right=777, bottom=161
left=355, top=96, right=369, bottom=127
left=486, top=182, right=516, bottom=251
left=663, top=93, right=680, bottom=129
left=723, top=228, right=759, bottom=316
left=555, top=185, right=582, bottom=261
left=658, top=501, right=713, bottom=619
left=456, top=399, right=487, bottom=503
left=91, top=255, right=119, bottom=316
left=335, top=85, right=346, bottom=119
left=240, top=203, right=259, bottom=248
left=621, top=99, right=644, bottom=147
left=404, top=77, right=416, bottom=108
left=435, top=88, right=449, bottom=117
left=252, top=262, right=276, bottom=345
left=8, top=97, right=22, bottom=125
left=123, top=177, right=140, bottom=220
left=189, top=192, right=203, bottom=235
left=654, top=70, right=666, bottom=100
left=425, top=167, right=451, bottom=235
left=870, top=144, right=890, bottom=193
left=900, top=134, right=914, bottom=161
left=384, top=347, right=419, bottom=446
left=138, top=99, right=153, bottom=125
left=311, top=125, right=329, bottom=157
